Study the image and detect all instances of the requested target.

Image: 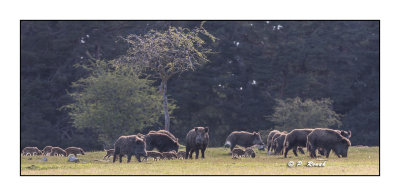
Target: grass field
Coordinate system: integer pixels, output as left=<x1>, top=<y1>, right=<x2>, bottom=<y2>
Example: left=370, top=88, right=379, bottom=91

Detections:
left=21, top=146, right=379, bottom=175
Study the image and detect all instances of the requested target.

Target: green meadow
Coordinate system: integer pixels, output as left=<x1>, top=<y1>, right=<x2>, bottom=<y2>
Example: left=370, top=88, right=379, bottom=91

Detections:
left=21, top=146, right=379, bottom=175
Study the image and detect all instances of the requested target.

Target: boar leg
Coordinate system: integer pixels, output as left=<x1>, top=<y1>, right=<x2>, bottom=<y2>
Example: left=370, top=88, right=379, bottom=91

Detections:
left=326, top=148, right=331, bottom=158
left=310, top=145, right=317, bottom=158
left=119, top=154, right=123, bottom=163
left=298, top=148, right=305, bottom=154
left=195, top=149, right=199, bottom=159
left=127, top=154, right=132, bottom=163
left=201, top=148, right=205, bottom=159
left=185, top=146, right=190, bottom=159
left=292, top=146, right=298, bottom=157
left=284, top=143, right=293, bottom=158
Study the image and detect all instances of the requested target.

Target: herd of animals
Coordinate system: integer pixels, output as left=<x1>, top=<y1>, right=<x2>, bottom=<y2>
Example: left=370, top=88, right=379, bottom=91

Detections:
left=21, top=127, right=352, bottom=163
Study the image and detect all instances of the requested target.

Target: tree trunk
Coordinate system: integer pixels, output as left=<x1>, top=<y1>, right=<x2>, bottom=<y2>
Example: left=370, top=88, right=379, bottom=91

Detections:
left=161, top=80, right=170, bottom=131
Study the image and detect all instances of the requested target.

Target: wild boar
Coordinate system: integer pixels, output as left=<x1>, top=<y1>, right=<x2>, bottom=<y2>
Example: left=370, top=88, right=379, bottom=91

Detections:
left=144, top=132, right=179, bottom=153
left=185, top=127, right=209, bottom=159
left=224, top=131, right=264, bottom=153
left=307, top=128, right=351, bottom=158
left=232, top=148, right=246, bottom=159
left=104, top=149, right=115, bottom=159
left=266, top=130, right=280, bottom=153
left=21, top=147, right=42, bottom=156
left=315, top=128, right=351, bottom=156
left=113, top=135, right=147, bottom=163
left=273, top=133, right=287, bottom=155
left=162, top=151, right=178, bottom=160
left=283, top=129, right=314, bottom=158
left=244, top=147, right=256, bottom=158
left=177, top=151, right=186, bottom=159
left=50, top=147, right=67, bottom=156
left=42, top=146, right=53, bottom=156
left=145, top=151, right=164, bottom=161
left=65, top=147, right=85, bottom=157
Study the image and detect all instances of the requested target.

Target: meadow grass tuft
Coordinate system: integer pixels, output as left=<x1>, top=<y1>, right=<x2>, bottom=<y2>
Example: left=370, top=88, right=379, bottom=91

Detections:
left=21, top=146, right=379, bottom=175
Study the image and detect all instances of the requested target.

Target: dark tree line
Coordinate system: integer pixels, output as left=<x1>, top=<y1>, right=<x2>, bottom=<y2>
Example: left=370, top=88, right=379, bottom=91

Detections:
left=21, top=21, right=379, bottom=149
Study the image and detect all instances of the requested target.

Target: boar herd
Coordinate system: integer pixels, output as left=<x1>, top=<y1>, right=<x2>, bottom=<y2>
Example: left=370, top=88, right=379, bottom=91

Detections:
left=266, top=128, right=351, bottom=158
left=21, top=146, right=85, bottom=157
left=108, top=127, right=210, bottom=163
left=21, top=126, right=352, bottom=164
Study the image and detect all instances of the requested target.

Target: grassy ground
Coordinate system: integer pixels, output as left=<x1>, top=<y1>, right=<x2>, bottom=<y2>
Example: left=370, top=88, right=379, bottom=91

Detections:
left=21, top=146, right=379, bottom=175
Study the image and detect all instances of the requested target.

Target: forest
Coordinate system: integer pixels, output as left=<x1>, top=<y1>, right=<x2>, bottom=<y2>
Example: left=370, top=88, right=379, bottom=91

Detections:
left=21, top=21, right=379, bottom=150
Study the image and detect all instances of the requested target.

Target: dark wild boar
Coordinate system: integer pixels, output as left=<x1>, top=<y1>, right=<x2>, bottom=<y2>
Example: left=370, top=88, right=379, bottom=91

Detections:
left=273, top=133, right=287, bottom=155
left=266, top=130, right=280, bottom=153
left=144, top=132, right=179, bottom=153
left=283, top=129, right=314, bottom=158
left=307, top=128, right=351, bottom=158
left=270, top=132, right=283, bottom=153
left=224, top=131, right=264, bottom=153
left=113, top=135, right=147, bottom=163
left=185, top=127, right=209, bottom=159
left=315, top=128, right=352, bottom=156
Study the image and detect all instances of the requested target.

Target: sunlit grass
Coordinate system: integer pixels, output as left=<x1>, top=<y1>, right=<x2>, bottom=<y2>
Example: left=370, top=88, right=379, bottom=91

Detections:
left=21, top=146, right=379, bottom=175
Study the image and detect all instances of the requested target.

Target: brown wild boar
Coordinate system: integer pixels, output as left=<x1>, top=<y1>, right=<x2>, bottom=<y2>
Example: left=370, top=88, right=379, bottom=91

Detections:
left=145, top=151, right=164, bottom=161
left=104, top=149, right=115, bottom=159
left=42, top=146, right=52, bottom=156
left=113, top=135, right=147, bottom=163
left=65, top=147, right=85, bottom=157
left=244, top=148, right=256, bottom=158
left=21, top=147, right=42, bottom=156
left=232, top=148, right=246, bottom=159
left=224, top=131, right=264, bottom=153
left=283, top=129, right=314, bottom=158
left=307, top=128, right=351, bottom=158
left=50, top=147, right=67, bottom=156
left=162, top=151, right=178, bottom=160
left=266, top=130, right=280, bottom=153
left=185, top=127, right=209, bottom=159
left=177, top=151, right=186, bottom=159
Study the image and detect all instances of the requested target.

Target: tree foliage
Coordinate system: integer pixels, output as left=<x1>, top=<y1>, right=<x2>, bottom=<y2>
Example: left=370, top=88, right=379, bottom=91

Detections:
left=116, top=24, right=216, bottom=131
left=63, top=61, right=163, bottom=145
left=270, top=97, right=341, bottom=131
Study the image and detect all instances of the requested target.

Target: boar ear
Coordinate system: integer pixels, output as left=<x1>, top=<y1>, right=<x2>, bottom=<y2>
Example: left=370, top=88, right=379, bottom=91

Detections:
left=348, top=130, right=352, bottom=137
left=204, top=127, right=209, bottom=132
left=195, top=127, right=199, bottom=132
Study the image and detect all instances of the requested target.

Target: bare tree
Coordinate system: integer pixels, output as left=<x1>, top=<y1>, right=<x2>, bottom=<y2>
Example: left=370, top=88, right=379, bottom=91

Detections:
left=116, top=23, right=216, bottom=131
